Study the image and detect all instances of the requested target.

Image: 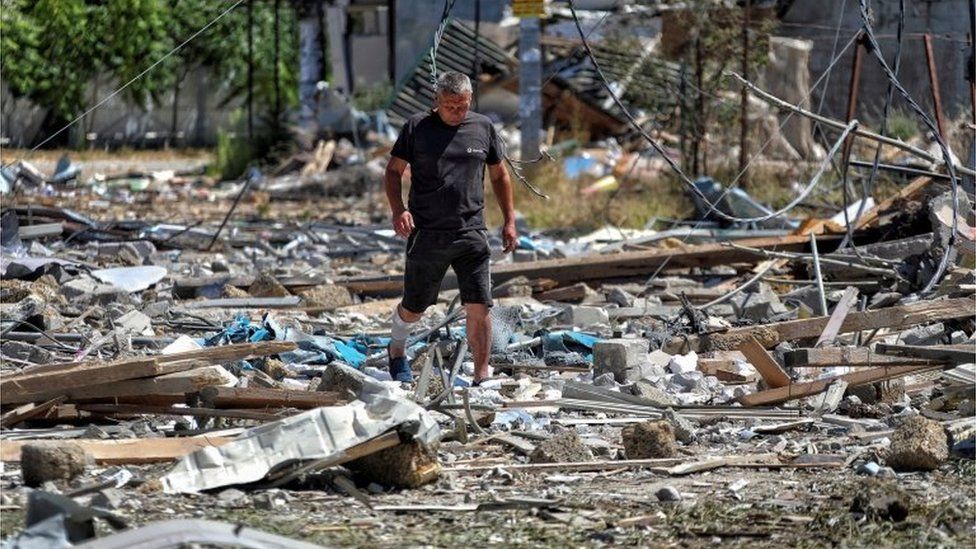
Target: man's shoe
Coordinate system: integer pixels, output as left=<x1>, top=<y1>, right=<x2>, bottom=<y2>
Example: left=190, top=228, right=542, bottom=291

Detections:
left=389, top=355, right=413, bottom=383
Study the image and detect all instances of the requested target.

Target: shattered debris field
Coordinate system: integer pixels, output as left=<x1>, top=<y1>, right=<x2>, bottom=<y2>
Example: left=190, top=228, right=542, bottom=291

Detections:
left=2, top=0, right=976, bottom=545
left=0, top=147, right=973, bottom=547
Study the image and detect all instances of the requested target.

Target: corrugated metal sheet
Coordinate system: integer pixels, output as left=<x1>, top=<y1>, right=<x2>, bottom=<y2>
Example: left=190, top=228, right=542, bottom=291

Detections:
left=387, top=20, right=515, bottom=126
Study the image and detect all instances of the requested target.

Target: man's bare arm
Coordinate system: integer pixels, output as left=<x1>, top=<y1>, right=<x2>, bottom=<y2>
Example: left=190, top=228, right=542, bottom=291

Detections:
left=385, top=157, right=413, bottom=237
left=488, top=162, right=517, bottom=252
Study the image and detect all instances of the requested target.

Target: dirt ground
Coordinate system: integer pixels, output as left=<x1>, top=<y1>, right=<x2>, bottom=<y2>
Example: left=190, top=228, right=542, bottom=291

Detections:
left=2, top=458, right=973, bottom=547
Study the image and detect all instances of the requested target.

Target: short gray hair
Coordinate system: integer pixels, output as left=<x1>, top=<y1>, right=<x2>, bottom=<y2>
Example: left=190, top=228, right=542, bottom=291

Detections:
left=435, top=71, right=472, bottom=96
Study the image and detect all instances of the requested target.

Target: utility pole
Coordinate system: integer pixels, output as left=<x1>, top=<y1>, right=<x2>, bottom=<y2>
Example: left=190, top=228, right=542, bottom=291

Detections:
left=516, top=1, right=543, bottom=161
left=738, top=0, right=751, bottom=185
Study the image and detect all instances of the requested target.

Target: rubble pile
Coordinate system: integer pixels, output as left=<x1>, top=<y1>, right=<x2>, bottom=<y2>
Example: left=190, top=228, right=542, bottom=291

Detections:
left=0, top=153, right=973, bottom=546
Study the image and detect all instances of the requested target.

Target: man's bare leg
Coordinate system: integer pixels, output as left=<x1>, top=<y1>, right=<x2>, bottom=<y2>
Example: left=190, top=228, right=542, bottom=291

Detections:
left=391, top=304, right=423, bottom=358
left=465, top=303, right=491, bottom=382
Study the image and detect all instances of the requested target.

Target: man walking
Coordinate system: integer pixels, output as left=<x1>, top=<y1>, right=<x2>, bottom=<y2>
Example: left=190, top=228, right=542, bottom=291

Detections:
left=384, top=71, right=517, bottom=384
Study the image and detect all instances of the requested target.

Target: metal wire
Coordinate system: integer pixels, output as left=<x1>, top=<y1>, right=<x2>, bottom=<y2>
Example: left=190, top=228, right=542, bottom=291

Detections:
left=838, top=0, right=906, bottom=250
left=857, top=0, right=960, bottom=294
left=566, top=0, right=856, bottom=225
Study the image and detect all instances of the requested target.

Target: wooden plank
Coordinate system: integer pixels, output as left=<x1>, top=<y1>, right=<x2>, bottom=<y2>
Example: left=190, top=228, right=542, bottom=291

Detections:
left=337, top=234, right=835, bottom=294
left=739, top=363, right=945, bottom=407
left=784, top=347, right=942, bottom=368
left=535, top=283, right=593, bottom=303
left=0, top=396, right=66, bottom=428
left=670, top=297, right=976, bottom=352
left=0, top=436, right=234, bottom=464
left=738, top=336, right=791, bottom=388
left=199, top=386, right=343, bottom=409
left=75, top=403, right=285, bottom=422
left=0, top=342, right=295, bottom=405
left=814, top=286, right=859, bottom=348
left=853, top=176, right=931, bottom=230
left=492, top=433, right=537, bottom=456
left=874, top=343, right=976, bottom=365
left=2, top=366, right=237, bottom=406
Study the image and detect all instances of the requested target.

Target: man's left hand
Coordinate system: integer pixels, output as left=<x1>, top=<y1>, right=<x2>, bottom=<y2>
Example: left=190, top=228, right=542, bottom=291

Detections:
left=501, top=222, right=517, bottom=253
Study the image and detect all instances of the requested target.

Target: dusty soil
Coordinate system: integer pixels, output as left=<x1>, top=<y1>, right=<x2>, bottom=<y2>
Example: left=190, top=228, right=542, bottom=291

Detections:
left=1, top=458, right=973, bottom=547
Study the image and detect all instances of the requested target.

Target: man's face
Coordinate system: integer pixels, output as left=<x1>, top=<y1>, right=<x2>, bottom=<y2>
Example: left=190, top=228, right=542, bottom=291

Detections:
left=435, top=91, right=471, bottom=126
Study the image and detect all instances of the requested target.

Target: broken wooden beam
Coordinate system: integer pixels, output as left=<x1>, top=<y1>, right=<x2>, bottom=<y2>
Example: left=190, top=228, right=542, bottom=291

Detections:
left=0, top=436, right=234, bottom=464
left=814, top=286, right=859, bottom=348
left=852, top=176, right=932, bottom=230
left=0, top=396, right=67, bottom=428
left=739, top=363, right=946, bottom=407
left=874, top=343, right=976, bottom=365
left=535, top=283, right=594, bottom=303
left=0, top=341, right=295, bottom=406
left=784, top=347, right=944, bottom=368
left=738, top=336, right=791, bottom=388
left=74, top=403, right=286, bottom=422
left=336, top=234, right=838, bottom=295
left=667, top=297, right=975, bottom=352
left=3, top=366, right=237, bottom=406
left=198, top=386, right=344, bottom=409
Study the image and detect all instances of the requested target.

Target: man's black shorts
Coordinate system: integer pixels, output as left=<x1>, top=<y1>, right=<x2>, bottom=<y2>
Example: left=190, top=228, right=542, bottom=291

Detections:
left=402, top=229, right=492, bottom=313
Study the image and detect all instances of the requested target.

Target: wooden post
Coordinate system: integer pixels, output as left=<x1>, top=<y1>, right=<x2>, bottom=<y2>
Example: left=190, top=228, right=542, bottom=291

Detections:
left=738, top=0, right=751, bottom=186
left=841, top=34, right=864, bottom=162
left=923, top=34, right=947, bottom=139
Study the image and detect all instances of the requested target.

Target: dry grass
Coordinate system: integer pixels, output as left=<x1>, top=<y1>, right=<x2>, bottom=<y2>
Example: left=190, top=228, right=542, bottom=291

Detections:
left=0, top=147, right=213, bottom=164
left=485, top=161, right=693, bottom=233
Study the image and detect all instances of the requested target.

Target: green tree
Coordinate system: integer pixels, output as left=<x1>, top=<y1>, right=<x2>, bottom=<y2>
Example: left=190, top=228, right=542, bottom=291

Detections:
left=1, top=0, right=96, bottom=134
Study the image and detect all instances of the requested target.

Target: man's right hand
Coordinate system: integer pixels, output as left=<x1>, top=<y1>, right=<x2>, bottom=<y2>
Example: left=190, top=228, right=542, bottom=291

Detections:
left=392, top=210, right=414, bottom=238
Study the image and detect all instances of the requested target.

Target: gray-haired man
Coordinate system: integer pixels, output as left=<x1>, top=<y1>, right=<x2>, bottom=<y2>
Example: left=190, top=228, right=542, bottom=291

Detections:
left=384, top=71, right=517, bottom=384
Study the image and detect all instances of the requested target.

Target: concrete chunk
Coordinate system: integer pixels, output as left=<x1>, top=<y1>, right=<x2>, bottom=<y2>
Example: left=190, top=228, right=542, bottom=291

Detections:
left=560, top=305, right=609, bottom=327
left=886, top=416, right=948, bottom=471
left=530, top=430, right=594, bottom=464
left=622, top=420, right=676, bottom=459
left=593, top=338, right=650, bottom=383
left=21, top=443, right=91, bottom=487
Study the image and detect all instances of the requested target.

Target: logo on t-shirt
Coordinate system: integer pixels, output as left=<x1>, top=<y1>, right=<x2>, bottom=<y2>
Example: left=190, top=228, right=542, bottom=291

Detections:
left=467, top=147, right=486, bottom=155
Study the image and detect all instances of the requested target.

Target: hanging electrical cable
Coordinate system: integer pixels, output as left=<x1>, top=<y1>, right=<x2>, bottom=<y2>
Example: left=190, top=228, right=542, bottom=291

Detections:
left=857, top=0, right=960, bottom=294
left=838, top=0, right=906, bottom=250
left=566, top=0, right=857, bottom=225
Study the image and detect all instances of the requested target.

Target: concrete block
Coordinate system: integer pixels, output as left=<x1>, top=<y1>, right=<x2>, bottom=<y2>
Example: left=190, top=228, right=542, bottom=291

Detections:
left=630, top=381, right=676, bottom=407
left=560, top=305, right=609, bottom=327
left=670, top=371, right=706, bottom=393
left=668, top=351, right=698, bottom=374
left=734, top=283, right=788, bottom=322
left=593, top=338, right=650, bottom=382
left=900, top=323, right=945, bottom=345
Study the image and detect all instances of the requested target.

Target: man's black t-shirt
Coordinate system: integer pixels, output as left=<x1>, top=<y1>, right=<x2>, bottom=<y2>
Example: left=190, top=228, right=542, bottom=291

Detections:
left=391, top=110, right=504, bottom=231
